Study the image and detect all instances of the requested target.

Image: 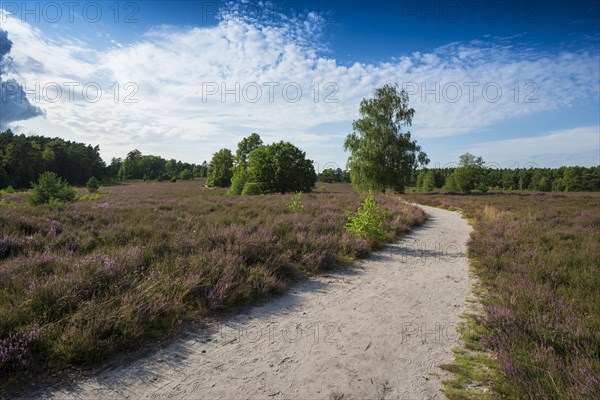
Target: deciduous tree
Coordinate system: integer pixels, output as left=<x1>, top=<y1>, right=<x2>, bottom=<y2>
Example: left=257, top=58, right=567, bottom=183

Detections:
left=207, top=148, right=234, bottom=188
left=344, top=84, right=428, bottom=193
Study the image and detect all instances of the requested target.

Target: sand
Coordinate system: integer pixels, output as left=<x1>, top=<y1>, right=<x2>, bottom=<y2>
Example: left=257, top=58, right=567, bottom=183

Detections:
left=32, top=204, right=473, bottom=400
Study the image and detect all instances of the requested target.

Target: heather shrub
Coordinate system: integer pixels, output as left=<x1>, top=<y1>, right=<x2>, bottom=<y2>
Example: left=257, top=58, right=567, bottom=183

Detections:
left=408, top=192, right=600, bottom=399
left=0, top=181, right=425, bottom=386
left=0, top=326, right=42, bottom=373
left=0, top=235, right=24, bottom=259
left=29, top=172, right=77, bottom=205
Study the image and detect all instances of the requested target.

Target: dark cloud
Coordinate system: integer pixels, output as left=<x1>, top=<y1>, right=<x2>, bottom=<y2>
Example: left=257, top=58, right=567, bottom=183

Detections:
left=0, top=29, right=43, bottom=130
left=0, top=29, right=13, bottom=74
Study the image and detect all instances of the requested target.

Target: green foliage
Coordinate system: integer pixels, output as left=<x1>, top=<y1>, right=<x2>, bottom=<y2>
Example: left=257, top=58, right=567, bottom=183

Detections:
left=318, top=168, right=351, bottom=183
left=344, top=84, right=429, bottom=193
left=206, top=148, right=234, bottom=188
left=197, top=161, right=208, bottom=178
left=114, top=149, right=200, bottom=182
left=228, top=134, right=264, bottom=195
left=416, top=170, right=436, bottom=192
left=0, top=198, right=16, bottom=208
left=29, top=172, right=77, bottom=205
left=228, top=167, right=248, bottom=195
left=346, top=195, right=386, bottom=242
left=179, top=169, right=193, bottom=180
left=423, top=170, right=436, bottom=192
left=286, top=192, right=304, bottom=212
left=86, top=176, right=101, bottom=193
left=443, top=174, right=458, bottom=192
left=247, top=141, right=316, bottom=194
left=0, top=185, right=15, bottom=194
left=170, top=177, right=177, bottom=183
left=0, top=129, right=206, bottom=188
left=0, top=129, right=105, bottom=189
left=443, top=173, right=459, bottom=191
left=410, top=165, right=599, bottom=193
left=241, top=182, right=262, bottom=195
left=48, top=197, right=65, bottom=210
left=235, top=133, right=263, bottom=168
left=78, top=193, right=101, bottom=201
left=475, top=181, right=489, bottom=193
left=445, top=153, right=488, bottom=193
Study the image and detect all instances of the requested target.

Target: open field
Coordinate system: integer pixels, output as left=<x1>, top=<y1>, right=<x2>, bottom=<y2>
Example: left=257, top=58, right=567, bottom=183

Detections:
left=406, top=192, right=600, bottom=399
left=0, top=180, right=425, bottom=388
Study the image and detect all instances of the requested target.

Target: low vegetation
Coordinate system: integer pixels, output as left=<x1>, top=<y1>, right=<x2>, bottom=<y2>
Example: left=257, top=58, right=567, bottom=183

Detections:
left=85, top=177, right=101, bottom=193
left=407, top=192, right=600, bottom=399
left=0, top=180, right=425, bottom=385
left=28, top=172, right=77, bottom=206
left=345, top=195, right=386, bottom=242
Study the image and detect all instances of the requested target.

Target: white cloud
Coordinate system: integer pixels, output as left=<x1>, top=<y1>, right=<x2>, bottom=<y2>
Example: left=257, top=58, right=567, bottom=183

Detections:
left=1, top=5, right=598, bottom=167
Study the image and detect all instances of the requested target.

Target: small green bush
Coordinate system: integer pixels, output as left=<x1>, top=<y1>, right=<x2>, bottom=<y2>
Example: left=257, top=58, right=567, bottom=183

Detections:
left=0, top=198, right=15, bottom=208
left=78, top=193, right=101, bottom=201
left=0, top=185, right=15, bottom=194
left=29, top=172, right=77, bottom=205
left=48, top=198, right=65, bottom=210
left=241, top=182, right=262, bottom=195
left=179, top=169, right=193, bottom=180
left=170, top=177, right=177, bottom=183
left=286, top=192, right=304, bottom=212
left=475, top=182, right=489, bottom=193
left=86, top=176, right=101, bottom=193
left=346, top=195, right=386, bottom=242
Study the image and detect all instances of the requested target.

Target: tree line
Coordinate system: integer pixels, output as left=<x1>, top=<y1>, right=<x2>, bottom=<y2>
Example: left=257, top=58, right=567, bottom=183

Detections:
left=110, top=150, right=206, bottom=182
left=317, top=168, right=351, bottom=183
left=413, top=154, right=600, bottom=193
left=0, top=129, right=207, bottom=190
left=0, top=129, right=105, bottom=189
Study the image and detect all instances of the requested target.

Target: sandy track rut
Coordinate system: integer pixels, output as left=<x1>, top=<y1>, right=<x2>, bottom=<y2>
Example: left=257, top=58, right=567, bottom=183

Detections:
left=36, top=204, right=472, bottom=400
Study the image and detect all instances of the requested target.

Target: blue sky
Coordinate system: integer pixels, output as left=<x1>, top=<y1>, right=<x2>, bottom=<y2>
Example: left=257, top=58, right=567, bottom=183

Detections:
left=1, top=0, right=599, bottom=169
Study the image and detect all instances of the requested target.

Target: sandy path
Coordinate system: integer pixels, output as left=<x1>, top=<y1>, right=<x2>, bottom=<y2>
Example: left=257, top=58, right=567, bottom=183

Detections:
left=35, top=204, right=473, bottom=400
